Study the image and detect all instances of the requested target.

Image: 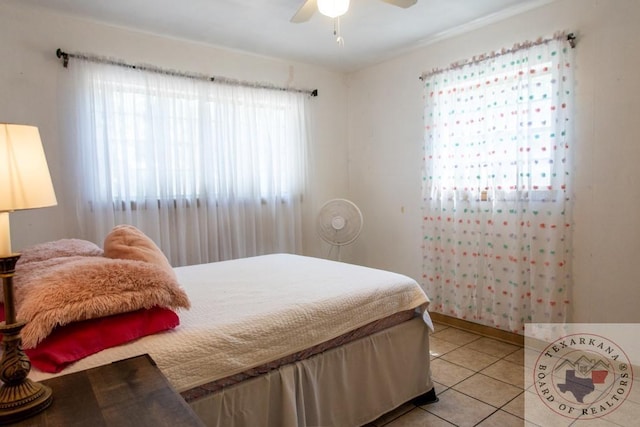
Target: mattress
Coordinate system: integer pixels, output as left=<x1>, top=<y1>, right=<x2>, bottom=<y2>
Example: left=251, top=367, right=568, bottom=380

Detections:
left=30, top=254, right=431, bottom=394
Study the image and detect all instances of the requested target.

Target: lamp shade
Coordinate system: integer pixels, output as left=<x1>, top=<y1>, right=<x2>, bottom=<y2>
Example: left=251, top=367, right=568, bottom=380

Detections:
left=0, top=124, right=57, bottom=212
left=317, top=0, right=350, bottom=18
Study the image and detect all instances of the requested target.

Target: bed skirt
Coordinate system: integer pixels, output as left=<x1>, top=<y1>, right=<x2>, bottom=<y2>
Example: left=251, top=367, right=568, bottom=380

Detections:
left=189, top=316, right=432, bottom=427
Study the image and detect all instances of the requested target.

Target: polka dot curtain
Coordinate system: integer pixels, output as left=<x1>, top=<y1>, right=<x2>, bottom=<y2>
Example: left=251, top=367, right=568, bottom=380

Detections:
left=421, top=36, right=574, bottom=334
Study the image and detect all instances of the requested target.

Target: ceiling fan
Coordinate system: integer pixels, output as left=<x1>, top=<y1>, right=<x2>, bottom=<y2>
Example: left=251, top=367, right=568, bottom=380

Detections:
left=291, top=0, right=418, bottom=23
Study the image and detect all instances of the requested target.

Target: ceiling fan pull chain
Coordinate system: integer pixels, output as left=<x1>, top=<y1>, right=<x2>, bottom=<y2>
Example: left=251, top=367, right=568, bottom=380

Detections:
left=334, top=17, right=345, bottom=46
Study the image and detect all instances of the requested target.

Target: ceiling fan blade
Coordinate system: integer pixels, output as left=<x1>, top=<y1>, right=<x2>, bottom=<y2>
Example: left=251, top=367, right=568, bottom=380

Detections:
left=291, top=0, right=318, bottom=23
left=380, top=0, right=418, bottom=8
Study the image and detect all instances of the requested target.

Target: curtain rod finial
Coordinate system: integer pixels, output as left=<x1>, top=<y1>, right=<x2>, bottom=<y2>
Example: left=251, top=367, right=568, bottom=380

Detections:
left=567, top=33, right=576, bottom=49
left=56, top=48, right=69, bottom=67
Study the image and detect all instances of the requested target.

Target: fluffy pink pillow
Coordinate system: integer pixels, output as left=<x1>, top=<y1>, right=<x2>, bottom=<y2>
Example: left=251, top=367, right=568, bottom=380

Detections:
left=5, top=239, right=104, bottom=304
left=15, top=256, right=190, bottom=349
left=103, top=225, right=175, bottom=279
left=17, top=238, right=103, bottom=265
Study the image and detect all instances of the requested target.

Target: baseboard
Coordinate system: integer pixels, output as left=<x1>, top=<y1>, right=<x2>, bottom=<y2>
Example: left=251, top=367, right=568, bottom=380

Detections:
left=430, top=312, right=524, bottom=346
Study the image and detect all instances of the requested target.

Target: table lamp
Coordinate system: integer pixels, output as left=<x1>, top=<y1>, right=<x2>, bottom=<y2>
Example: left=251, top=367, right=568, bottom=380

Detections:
left=0, top=124, right=57, bottom=423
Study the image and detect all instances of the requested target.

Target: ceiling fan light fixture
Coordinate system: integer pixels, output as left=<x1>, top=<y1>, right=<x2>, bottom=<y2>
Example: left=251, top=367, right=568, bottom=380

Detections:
left=317, top=0, right=350, bottom=18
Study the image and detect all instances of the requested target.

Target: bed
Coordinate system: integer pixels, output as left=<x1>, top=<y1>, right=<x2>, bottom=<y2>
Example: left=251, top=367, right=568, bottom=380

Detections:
left=13, top=229, right=436, bottom=426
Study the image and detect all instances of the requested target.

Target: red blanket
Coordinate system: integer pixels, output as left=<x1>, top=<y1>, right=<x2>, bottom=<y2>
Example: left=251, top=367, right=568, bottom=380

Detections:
left=0, top=305, right=179, bottom=373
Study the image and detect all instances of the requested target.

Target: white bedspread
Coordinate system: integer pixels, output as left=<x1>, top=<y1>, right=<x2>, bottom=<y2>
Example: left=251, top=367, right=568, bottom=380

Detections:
left=30, top=254, right=430, bottom=392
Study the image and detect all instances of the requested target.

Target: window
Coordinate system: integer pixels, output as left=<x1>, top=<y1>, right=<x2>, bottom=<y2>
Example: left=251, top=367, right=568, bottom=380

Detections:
left=425, top=52, right=568, bottom=203
left=90, top=78, right=306, bottom=203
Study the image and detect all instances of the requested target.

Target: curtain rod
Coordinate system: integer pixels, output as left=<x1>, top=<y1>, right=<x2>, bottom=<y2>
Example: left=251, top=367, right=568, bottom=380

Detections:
left=56, top=49, right=318, bottom=97
left=419, top=31, right=577, bottom=82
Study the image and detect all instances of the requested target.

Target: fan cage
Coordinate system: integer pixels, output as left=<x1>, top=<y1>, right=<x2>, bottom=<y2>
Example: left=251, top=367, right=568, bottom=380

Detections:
left=317, top=198, right=363, bottom=246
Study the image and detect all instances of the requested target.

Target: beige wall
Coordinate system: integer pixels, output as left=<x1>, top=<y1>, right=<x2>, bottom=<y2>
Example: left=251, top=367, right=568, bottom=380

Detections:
left=2, top=0, right=639, bottom=324
left=0, top=2, right=349, bottom=259
left=346, top=0, right=640, bottom=324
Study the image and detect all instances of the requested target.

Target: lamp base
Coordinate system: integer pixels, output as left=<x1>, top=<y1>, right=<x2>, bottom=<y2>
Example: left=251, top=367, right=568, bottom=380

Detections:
left=0, top=320, right=52, bottom=424
left=0, top=379, right=52, bottom=425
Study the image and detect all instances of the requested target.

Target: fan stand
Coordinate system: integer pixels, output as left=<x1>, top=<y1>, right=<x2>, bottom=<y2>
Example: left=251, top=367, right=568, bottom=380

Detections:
left=327, top=245, right=343, bottom=262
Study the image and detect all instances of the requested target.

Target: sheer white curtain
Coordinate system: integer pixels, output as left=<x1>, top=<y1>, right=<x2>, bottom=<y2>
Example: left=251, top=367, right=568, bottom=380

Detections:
left=421, top=37, right=574, bottom=333
left=61, top=59, right=309, bottom=266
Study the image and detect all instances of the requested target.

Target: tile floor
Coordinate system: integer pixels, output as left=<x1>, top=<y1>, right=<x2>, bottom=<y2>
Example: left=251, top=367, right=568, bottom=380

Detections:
left=366, top=321, right=640, bottom=427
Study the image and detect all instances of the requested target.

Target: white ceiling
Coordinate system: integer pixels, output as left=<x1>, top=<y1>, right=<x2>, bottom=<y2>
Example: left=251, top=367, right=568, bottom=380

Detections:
left=17, top=0, right=554, bottom=72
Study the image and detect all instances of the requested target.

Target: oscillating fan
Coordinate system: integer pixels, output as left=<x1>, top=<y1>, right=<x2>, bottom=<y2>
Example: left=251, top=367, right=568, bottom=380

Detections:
left=317, top=199, right=363, bottom=261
